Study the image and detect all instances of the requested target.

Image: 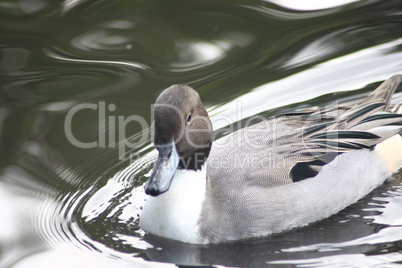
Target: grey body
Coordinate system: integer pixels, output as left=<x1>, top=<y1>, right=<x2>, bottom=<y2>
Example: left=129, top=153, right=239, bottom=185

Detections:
left=201, top=137, right=388, bottom=242
left=200, top=75, right=402, bottom=242
left=141, top=75, right=402, bottom=244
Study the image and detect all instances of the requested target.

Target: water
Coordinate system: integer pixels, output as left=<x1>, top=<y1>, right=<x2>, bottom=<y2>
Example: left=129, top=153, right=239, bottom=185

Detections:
left=1, top=0, right=402, bottom=267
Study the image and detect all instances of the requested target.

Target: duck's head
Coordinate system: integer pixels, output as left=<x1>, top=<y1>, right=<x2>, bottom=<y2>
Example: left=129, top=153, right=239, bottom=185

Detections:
left=144, top=85, right=213, bottom=196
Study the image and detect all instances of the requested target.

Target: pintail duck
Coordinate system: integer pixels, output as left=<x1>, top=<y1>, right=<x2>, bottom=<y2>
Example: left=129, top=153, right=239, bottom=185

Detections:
left=140, top=75, right=402, bottom=244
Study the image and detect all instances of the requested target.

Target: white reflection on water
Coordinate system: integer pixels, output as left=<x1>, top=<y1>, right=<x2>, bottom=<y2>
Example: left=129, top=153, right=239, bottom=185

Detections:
left=170, top=39, right=229, bottom=70
left=72, top=31, right=131, bottom=51
left=283, top=29, right=345, bottom=68
left=45, top=49, right=149, bottom=70
left=62, top=0, right=85, bottom=14
left=0, top=181, right=48, bottom=267
left=369, top=185, right=402, bottom=226
left=268, top=252, right=402, bottom=267
left=12, top=244, right=174, bottom=268
left=210, top=37, right=402, bottom=130
left=0, top=0, right=47, bottom=15
left=282, top=226, right=402, bottom=253
left=170, top=32, right=254, bottom=70
left=267, top=0, right=360, bottom=11
left=101, top=20, right=135, bottom=30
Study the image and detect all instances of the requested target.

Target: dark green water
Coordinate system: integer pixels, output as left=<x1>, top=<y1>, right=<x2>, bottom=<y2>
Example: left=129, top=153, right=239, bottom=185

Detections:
left=1, top=0, right=402, bottom=267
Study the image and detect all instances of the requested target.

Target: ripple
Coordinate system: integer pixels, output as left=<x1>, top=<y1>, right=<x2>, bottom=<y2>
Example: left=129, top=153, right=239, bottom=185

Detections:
left=31, top=183, right=155, bottom=266
left=0, top=47, right=144, bottom=107
left=169, top=39, right=228, bottom=70
left=80, top=157, right=151, bottom=223
left=366, top=185, right=402, bottom=226
left=101, top=20, right=135, bottom=30
left=68, top=151, right=155, bottom=255
left=243, top=5, right=337, bottom=20
left=45, top=49, right=148, bottom=70
left=71, top=30, right=132, bottom=51
left=0, top=0, right=48, bottom=16
left=210, top=37, right=402, bottom=131
left=281, top=226, right=402, bottom=253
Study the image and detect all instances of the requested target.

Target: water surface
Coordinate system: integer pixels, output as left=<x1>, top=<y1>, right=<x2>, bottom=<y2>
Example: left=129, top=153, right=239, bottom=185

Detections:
left=1, top=0, right=402, bottom=267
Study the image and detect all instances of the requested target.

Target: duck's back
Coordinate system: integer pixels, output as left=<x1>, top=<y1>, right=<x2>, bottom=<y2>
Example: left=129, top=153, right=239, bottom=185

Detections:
left=207, top=75, right=402, bottom=189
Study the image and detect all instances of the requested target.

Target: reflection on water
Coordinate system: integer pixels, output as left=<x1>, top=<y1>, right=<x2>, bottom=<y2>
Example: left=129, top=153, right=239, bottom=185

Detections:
left=1, top=0, right=402, bottom=267
left=267, top=0, right=360, bottom=11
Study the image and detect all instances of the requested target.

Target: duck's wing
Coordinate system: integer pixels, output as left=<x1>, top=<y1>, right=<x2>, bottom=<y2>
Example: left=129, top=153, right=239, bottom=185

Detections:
left=208, top=75, right=402, bottom=188
left=294, top=75, right=402, bottom=177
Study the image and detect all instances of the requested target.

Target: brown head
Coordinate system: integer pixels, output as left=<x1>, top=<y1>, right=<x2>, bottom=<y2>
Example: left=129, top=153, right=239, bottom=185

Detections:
left=145, top=85, right=213, bottom=196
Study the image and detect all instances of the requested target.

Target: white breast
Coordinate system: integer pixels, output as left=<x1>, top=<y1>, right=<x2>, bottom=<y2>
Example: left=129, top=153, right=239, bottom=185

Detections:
left=140, top=167, right=207, bottom=244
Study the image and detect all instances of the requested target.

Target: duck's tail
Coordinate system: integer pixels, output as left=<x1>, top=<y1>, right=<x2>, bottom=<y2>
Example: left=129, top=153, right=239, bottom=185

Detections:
left=367, top=75, right=402, bottom=174
left=339, top=74, right=402, bottom=129
left=375, top=134, right=402, bottom=175
left=367, top=74, right=402, bottom=109
left=297, top=75, right=402, bottom=177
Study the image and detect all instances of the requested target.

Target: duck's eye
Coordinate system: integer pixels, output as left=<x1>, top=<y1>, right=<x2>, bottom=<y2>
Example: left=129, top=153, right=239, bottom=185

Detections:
left=187, top=113, right=192, bottom=123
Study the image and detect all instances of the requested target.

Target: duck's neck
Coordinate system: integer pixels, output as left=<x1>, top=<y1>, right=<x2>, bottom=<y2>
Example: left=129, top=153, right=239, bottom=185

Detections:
left=178, top=150, right=210, bottom=171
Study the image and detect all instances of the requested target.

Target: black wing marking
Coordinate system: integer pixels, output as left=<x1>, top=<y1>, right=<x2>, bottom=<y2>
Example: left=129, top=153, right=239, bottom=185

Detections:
left=290, top=75, right=402, bottom=182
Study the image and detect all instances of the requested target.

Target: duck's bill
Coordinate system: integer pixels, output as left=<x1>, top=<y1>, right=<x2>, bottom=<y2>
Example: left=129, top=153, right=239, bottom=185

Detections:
left=145, top=140, right=179, bottom=197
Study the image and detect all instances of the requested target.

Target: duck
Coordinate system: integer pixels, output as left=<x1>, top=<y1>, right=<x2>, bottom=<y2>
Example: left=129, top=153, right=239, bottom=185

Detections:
left=140, top=75, right=402, bottom=244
